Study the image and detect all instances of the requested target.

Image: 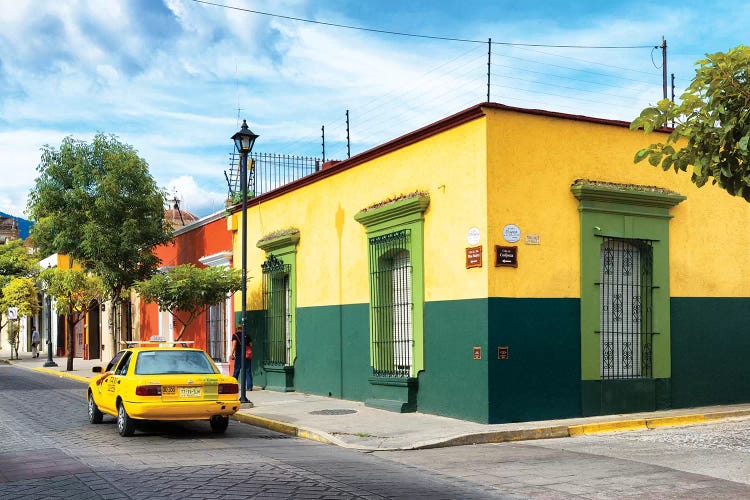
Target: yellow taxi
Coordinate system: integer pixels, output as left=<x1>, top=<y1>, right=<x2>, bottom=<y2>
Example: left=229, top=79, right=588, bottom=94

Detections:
left=87, top=338, right=240, bottom=437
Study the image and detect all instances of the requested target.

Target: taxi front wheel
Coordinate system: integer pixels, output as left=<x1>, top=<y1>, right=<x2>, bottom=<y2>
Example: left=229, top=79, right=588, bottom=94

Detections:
left=210, top=415, right=229, bottom=434
left=117, top=402, right=136, bottom=437
left=88, top=393, right=103, bottom=424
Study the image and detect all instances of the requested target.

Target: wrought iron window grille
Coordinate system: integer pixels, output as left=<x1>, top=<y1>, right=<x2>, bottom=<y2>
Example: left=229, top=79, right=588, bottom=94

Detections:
left=262, top=255, right=292, bottom=366
left=368, top=229, right=413, bottom=378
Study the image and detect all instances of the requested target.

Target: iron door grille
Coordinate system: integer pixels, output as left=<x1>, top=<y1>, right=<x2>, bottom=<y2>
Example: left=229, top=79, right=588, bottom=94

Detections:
left=599, top=237, right=654, bottom=379
left=368, top=229, right=413, bottom=378
left=262, top=255, right=292, bottom=366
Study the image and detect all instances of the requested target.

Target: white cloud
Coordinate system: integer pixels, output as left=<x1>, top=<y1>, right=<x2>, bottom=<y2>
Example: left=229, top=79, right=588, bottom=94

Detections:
left=1, top=0, right=748, bottom=222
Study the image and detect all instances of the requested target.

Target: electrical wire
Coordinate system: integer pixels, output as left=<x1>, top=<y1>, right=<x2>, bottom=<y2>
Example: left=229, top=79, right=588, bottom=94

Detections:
left=195, top=1, right=666, bottom=160
left=190, top=0, right=655, bottom=49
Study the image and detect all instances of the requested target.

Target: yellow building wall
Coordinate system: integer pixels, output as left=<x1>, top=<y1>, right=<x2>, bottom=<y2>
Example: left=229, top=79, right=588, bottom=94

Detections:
left=485, top=106, right=750, bottom=298
left=231, top=117, right=489, bottom=310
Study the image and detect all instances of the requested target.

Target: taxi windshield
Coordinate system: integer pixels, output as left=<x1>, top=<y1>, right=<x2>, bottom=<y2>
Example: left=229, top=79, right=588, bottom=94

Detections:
left=135, top=350, right=217, bottom=375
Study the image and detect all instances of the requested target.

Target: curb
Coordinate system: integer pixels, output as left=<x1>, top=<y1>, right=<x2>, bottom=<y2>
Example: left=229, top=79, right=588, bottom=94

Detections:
left=232, top=412, right=337, bottom=446
left=234, top=408, right=750, bottom=451
left=32, top=367, right=90, bottom=383
left=567, top=409, right=750, bottom=436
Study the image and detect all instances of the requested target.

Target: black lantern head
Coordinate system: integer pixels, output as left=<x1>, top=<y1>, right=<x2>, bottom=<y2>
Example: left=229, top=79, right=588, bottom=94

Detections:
left=232, top=119, right=259, bottom=153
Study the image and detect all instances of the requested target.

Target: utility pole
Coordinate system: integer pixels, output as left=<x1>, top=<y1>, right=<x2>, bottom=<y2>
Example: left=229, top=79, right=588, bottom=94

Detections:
left=346, top=110, right=351, bottom=159
left=661, top=37, right=668, bottom=100
left=487, top=38, right=492, bottom=102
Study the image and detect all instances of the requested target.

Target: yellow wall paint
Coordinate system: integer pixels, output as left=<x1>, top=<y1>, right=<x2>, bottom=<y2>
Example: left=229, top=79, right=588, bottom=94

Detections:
left=233, top=118, right=489, bottom=308
left=230, top=105, right=750, bottom=311
left=485, top=107, right=750, bottom=298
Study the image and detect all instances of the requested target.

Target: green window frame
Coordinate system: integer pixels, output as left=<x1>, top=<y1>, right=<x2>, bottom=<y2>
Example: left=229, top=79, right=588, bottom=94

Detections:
left=355, top=194, right=429, bottom=378
left=257, top=229, right=299, bottom=367
left=571, top=180, right=684, bottom=382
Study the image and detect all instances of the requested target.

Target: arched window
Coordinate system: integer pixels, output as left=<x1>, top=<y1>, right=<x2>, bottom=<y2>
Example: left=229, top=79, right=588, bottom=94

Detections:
left=369, top=230, right=413, bottom=377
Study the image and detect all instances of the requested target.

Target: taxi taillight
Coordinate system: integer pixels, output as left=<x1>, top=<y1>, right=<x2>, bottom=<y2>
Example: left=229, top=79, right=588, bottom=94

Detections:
left=218, top=383, right=239, bottom=394
left=135, top=385, right=162, bottom=396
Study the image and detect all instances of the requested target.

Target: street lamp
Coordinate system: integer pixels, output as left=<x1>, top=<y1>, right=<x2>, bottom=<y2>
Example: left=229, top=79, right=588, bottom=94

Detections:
left=232, top=119, right=258, bottom=404
left=44, top=294, right=57, bottom=367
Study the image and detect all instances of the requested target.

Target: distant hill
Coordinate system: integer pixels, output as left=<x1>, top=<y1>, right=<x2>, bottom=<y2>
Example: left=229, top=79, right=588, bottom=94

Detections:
left=0, top=211, right=33, bottom=239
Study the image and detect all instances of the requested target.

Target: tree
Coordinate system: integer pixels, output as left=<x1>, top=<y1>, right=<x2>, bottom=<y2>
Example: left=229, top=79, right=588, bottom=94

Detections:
left=1, top=277, right=40, bottom=359
left=0, top=240, right=39, bottom=359
left=631, top=46, right=750, bottom=200
left=135, top=264, right=242, bottom=341
left=0, top=239, right=38, bottom=289
left=41, top=268, right=104, bottom=371
left=26, top=133, right=173, bottom=346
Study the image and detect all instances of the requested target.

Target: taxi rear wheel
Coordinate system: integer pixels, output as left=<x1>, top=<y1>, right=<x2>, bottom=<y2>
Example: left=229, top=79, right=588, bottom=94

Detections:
left=88, top=393, right=103, bottom=424
left=117, top=402, right=135, bottom=437
left=209, top=415, right=229, bottom=434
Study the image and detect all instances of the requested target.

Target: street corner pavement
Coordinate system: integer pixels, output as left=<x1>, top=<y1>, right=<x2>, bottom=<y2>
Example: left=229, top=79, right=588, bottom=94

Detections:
left=231, top=389, right=750, bottom=452
left=5, top=348, right=750, bottom=452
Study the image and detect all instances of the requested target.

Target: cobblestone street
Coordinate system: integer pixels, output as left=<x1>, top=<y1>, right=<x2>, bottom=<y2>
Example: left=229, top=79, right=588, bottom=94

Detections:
left=0, top=364, right=507, bottom=499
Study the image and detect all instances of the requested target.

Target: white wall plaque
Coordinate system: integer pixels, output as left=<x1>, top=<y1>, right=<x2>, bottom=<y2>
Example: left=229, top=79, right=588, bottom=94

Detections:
left=467, top=227, right=481, bottom=245
left=502, top=224, right=521, bottom=243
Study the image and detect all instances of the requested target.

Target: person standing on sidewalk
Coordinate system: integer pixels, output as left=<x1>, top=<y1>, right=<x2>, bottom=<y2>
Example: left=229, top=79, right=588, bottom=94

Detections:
left=231, top=327, right=253, bottom=391
left=31, top=327, right=41, bottom=358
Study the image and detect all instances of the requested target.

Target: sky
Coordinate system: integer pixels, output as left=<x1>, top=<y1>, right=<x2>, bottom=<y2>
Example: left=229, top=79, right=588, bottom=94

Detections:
left=1, top=0, right=748, bottom=220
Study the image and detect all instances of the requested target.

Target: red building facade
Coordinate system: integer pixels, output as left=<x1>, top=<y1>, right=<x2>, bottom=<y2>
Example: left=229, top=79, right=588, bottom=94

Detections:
left=137, top=210, right=235, bottom=374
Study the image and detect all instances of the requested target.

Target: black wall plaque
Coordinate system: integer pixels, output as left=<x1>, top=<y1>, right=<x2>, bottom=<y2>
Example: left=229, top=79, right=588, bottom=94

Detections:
left=495, top=245, right=518, bottom=267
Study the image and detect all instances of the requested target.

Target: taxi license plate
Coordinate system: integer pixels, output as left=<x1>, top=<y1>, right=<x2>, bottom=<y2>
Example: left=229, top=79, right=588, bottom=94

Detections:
left=179, top=387, right=202, bottom=398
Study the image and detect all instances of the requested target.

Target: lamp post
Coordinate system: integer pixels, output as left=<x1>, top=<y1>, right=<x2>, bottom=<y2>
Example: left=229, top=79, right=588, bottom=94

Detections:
left=232, top=119, right=258, bottom=404
left=44, top=293, right=57, bottom=367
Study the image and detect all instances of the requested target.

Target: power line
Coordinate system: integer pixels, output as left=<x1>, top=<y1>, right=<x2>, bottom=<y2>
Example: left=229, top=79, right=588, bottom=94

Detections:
left=190, top=0, right=655, bottom=49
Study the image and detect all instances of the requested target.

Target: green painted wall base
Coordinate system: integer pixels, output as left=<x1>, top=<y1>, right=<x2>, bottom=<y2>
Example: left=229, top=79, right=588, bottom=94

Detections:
left=581, top=378, right=670, bottom=416
left=488, top=298, right=581, bottom=423
left=671, top=298, right=750, bottom=407
left=265, top=365, right=295, bottom=392
left=365, top=376, right=417, bottom=413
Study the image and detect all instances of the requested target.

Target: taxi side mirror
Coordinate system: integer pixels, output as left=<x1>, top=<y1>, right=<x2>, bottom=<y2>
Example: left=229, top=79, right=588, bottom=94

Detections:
left=92, top=366, right=103, bottom=373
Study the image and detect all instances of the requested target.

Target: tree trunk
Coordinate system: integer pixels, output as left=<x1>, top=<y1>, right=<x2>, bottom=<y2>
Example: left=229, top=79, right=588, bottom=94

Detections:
left=66, top=310, right=75, bottom=371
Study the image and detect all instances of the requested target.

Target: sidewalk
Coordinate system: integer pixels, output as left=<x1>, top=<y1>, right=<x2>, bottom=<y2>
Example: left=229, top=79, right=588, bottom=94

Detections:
left=4, top=349, right=750, bottom=451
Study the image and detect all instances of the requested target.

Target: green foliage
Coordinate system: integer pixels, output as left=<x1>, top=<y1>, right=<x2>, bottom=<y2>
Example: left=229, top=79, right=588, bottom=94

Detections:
left=1, top=277, right=40, bottom=318
left=631, top=46, right=750, bottom=200
left=40, top=267, right=104, bottom=370
left=135, top=264, right=242, bottom=340
left=0, top=240, right=39, bottom=342
left=1, top=277, right=40, bottom=359
left=26, top=133, right=173, bottom=300
left=41, top=268, right=104, bottom=317
left=0, top=240, right=38, bottom=289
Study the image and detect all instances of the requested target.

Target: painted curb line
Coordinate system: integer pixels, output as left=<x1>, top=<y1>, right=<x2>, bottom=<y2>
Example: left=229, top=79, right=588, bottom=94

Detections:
left=232, top=412, right=340, bottom=446
left=32, top=367, right=90, bottom=383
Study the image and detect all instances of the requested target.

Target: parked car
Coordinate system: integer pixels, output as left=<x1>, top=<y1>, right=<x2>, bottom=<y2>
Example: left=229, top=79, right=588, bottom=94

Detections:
left=87, top=339, right=240, bottom=437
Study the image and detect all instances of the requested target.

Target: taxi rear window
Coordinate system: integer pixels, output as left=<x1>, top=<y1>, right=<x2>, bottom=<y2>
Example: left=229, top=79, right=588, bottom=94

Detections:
left=135, top=351, right=217, bottom=375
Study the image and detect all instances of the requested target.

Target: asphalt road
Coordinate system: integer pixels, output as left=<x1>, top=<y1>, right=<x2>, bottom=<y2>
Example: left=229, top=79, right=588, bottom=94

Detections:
left=0, top=364, right=508, bottom=499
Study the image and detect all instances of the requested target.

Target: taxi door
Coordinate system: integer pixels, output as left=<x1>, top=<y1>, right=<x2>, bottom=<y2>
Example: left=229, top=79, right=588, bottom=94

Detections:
left=99, top=351, right=133, bottom=414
